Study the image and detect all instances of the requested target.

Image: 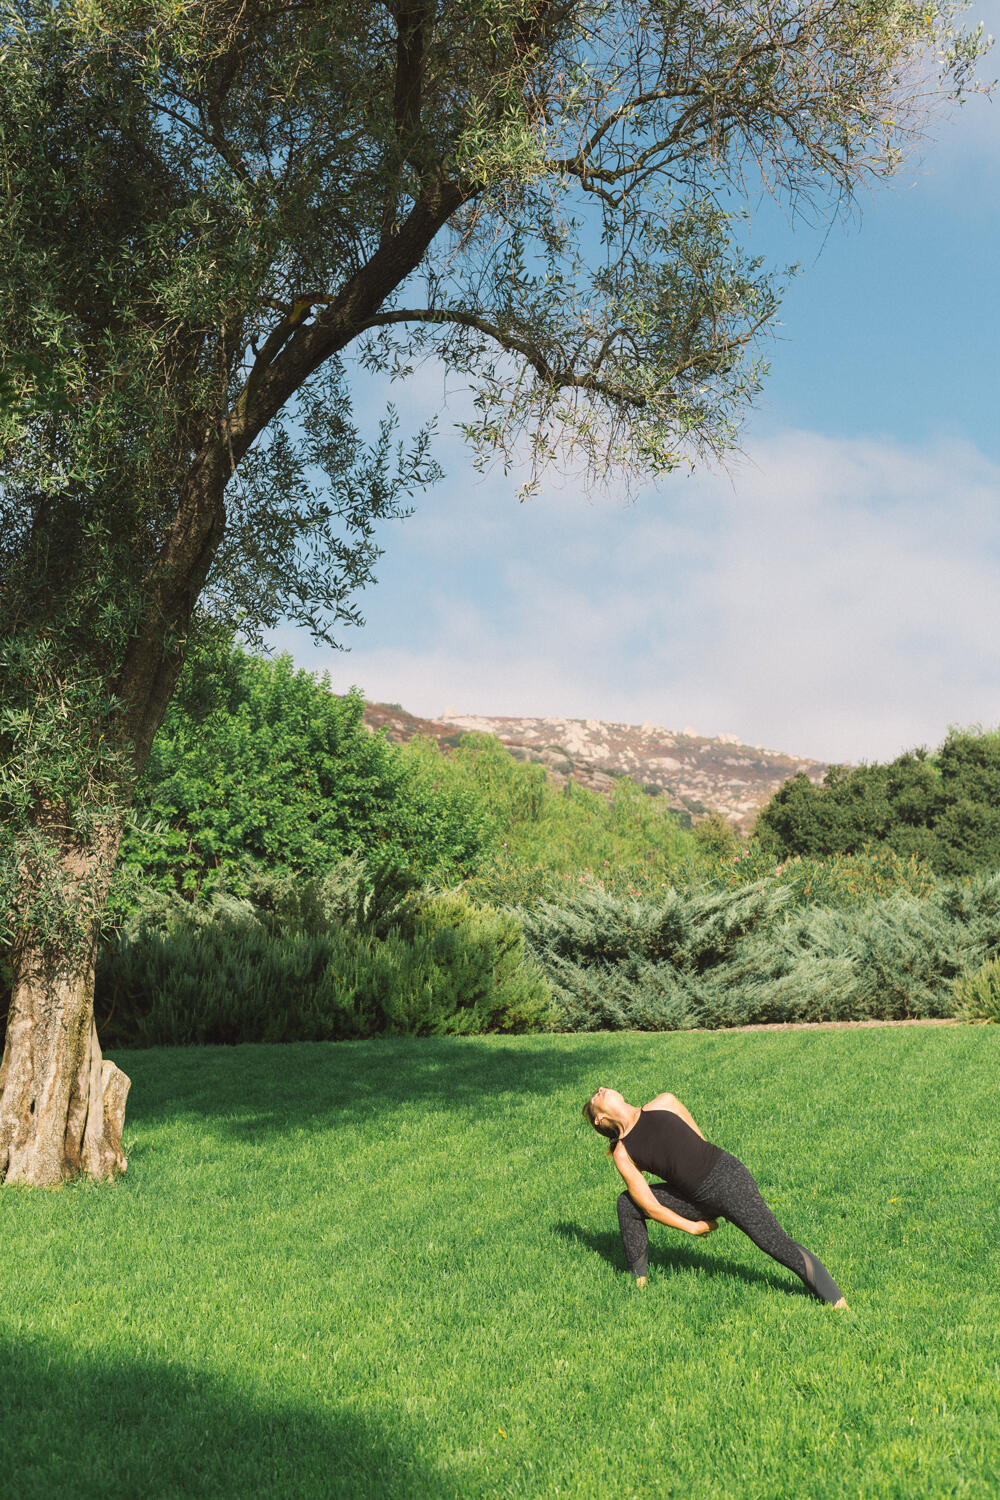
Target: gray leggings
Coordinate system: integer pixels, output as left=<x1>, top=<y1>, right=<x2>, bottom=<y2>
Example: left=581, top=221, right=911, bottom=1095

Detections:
left=616, top=1149, right=844, bottom=1304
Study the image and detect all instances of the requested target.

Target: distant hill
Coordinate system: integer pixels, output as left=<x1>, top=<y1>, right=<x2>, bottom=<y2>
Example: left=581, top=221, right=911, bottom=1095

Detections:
left=361, top=702, right=832, bottom=834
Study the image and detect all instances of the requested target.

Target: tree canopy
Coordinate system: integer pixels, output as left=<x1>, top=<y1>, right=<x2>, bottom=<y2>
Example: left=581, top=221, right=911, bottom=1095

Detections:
left=119, top=644, right=496, bottom=897
left=755, top=728, right=1000, bottom=877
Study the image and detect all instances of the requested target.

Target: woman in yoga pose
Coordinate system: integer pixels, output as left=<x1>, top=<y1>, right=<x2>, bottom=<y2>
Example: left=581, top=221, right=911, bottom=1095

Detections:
left=583, top=1086, right=848, bottom=1307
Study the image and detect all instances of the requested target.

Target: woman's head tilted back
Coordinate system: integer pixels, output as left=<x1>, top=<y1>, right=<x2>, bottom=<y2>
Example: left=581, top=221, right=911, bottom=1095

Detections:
left=582, top=1086, right=626, bottom=1143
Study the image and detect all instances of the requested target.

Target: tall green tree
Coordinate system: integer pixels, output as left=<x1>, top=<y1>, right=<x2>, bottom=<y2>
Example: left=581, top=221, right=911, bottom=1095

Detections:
left=756, top=729, right=1000, bottom=876
left=119, top=645, right=496, bottom=894
left=0, top=0, right=988, bottom=1183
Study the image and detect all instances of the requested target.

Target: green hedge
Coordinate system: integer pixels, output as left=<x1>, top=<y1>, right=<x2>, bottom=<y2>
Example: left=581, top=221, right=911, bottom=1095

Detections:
left=518, top=873, right=1000, bottom=1030
left=96, top=890, right=554, bottom=1045
left=94, top=868, right=997, bottom=1046
left=9, top=862, right=998, bottom=1048
left=953, top=954, right=1000, bottom=1022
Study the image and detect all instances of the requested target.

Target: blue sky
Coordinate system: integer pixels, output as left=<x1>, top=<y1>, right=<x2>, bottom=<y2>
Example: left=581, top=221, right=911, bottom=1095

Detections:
left=273, top=35, right=1000, bottom=766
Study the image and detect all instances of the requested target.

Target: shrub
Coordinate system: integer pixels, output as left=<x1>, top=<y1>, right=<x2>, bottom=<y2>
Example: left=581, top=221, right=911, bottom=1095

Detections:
left=694, top=842, right=938, bottom=908
left=519, top=880, right=794, bottom=1031
left=431, top=732, right=698, bottom=886
left=755, top=727, right=1000, bottom=877
left=521, top=880, right=791, bottom=977
left=519, top=873, right=997, bottom=1031
left=246, top=860, right=421, bottom=939
left=117, top=644, right=702, bottom=922
left=108, top=857, right=421, bottom=942
left=117, top=644, right=497, bottom=904
left=952, top=955, right=1000, bottom=1022
left=713, top=895, right=973, bottom=1023
left=691, top=811, right=740, bottom=861
left=95, top=889, right=554, bottom=1046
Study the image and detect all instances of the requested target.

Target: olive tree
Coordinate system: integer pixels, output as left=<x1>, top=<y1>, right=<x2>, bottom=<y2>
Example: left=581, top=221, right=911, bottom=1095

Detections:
left=0, top=0, right=987, bottom=1184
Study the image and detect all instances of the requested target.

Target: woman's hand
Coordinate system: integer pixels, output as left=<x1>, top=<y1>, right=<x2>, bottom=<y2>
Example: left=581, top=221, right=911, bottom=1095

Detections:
left=611, top=1143, right=720, bottom=1238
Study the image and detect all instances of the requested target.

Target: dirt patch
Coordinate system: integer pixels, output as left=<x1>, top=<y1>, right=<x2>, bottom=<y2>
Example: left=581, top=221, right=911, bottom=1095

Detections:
left=706, top=1017, right=962, bottom=1034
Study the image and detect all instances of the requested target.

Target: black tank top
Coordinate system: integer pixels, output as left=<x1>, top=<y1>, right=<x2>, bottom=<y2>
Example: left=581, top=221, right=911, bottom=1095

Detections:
left=619, top=1108, right=722, bottom=1198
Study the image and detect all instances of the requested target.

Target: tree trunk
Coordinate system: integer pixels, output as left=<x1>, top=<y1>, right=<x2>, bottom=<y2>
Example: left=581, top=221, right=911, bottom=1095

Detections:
left=1, top=460, right=227, bottom=1189
left=0, top=933, right=130, bottom=1186
left=0, top=935, right=130, bottom=1186
left=0, top=825, right=131, bottom=1187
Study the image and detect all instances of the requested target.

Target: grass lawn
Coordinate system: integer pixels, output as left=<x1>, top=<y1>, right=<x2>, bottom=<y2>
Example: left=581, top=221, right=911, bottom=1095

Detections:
left=2, top=1026, right=998, bottom=1499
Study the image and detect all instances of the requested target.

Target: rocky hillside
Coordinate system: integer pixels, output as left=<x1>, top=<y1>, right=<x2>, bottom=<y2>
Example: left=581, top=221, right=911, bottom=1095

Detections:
left=362, top=701, right=832, bottom=834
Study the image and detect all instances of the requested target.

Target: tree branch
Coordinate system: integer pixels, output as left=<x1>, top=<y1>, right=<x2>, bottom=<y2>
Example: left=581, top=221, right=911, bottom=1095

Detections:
left=360, top=306, right=649, bottom=405
left=359, top=302, right=775, bottom=408
left=380, top=1, right=434, bottom=240
left=156, top=99, right=252, bottom=184
left=228, top=182, right=467, bottom=456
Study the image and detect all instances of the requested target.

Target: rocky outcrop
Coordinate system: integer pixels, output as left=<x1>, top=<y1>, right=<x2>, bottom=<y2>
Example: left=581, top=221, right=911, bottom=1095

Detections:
left=361, top=702, right=831, bottom=834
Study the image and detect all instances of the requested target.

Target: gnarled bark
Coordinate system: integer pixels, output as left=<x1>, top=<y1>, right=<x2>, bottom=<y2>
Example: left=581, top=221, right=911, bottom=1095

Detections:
left=1, top=813, right=131, bottom=1187
left=0, top=934, right=130, bottom=1186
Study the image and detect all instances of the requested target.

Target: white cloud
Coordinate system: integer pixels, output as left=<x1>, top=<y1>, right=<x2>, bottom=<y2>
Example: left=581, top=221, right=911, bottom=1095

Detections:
left=653, top=431, right=1000, bottom=758
left=274, top=426, right=1000, bottom=765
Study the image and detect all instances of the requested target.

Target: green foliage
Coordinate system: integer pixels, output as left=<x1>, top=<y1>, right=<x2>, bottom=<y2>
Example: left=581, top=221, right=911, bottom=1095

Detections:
left=466, top=835, right=938, bottom=916
left=520, top=871, right=1000, bottom=1031
left=756, top=728, right=1000, bottom=876
left=18, top=638, right=992, bottom=1044
left=107, top=649, right=702, bottom=927
left=115, top=857, right=419, bottom=944
left=521, top=881, right=788, bottom=1031
left=698, top=841, right=939, bottom=908
left=691, top=811, right=741, bottom=861
left=122, top=684, right=699, bottom=917
left=253, top=860, right=422, bottom=942
left=430, top=733, right=697, bottom=901
left=3, top=0, right=985, bottom=505
left=953, top=954, right=1000, bottom=1022
left=116, top=645, right=496, bottom=903
left=1, top=0, right=989, bottom=969
left=95, top=890, right=553, bottom=1046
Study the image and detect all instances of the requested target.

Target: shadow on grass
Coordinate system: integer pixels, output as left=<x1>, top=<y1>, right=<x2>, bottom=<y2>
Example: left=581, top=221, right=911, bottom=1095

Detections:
left=121, top=1035, right=611, bottom=1137
left=0, top=1336, right=463, bottom=1500
left=551, top=1220, right=812, bottom=1299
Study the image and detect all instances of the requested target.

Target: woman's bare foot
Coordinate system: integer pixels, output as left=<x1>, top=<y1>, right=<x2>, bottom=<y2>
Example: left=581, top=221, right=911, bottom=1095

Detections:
left=636, top=1276, right=647, bottom=1288
left=833, top=1296, right=849, bottom=1309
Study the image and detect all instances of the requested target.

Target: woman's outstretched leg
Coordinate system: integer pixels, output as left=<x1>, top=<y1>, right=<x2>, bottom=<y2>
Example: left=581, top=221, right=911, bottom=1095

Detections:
left=616, top=1183, right=707, bottom=1281
left=694, top=1152, right=845, bottom=1305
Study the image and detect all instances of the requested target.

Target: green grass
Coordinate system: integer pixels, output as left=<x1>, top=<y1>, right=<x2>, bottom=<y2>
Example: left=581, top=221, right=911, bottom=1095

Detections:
left=2, top=1027, right=998, bottom=1499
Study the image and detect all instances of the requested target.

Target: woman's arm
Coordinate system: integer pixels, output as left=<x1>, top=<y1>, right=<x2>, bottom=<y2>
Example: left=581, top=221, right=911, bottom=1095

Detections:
left=611, top=1143, right=716, bottom=1235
